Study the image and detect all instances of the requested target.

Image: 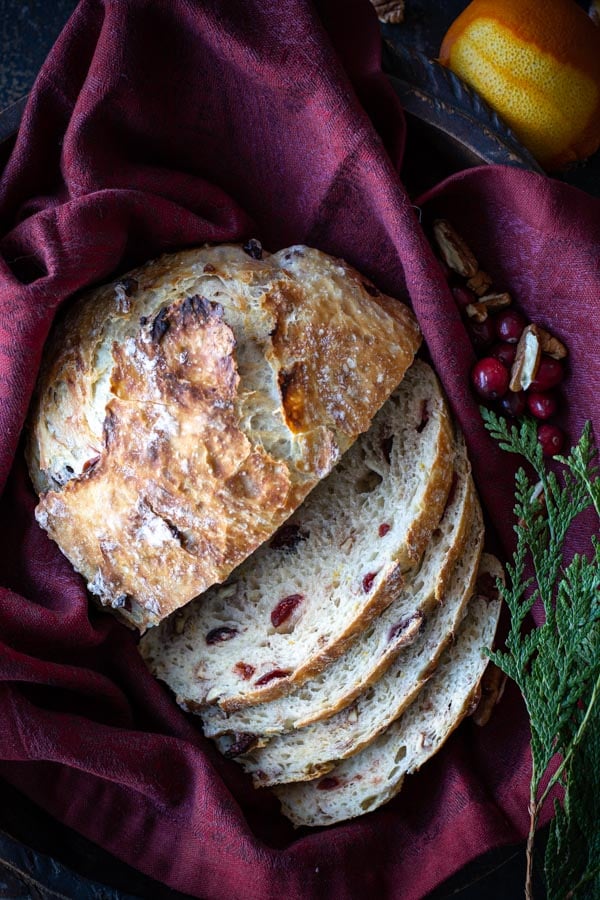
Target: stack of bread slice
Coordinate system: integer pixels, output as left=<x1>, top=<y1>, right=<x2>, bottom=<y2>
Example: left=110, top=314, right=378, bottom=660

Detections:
left=140, top=358, right=502, bottom=827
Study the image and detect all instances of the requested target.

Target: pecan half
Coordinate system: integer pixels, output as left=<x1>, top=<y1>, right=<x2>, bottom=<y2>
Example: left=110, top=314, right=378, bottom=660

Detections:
left=465, top=303, right=489, bottom=323
left=536, top=326, right=569, bottom=360
left=371, top=0, right=405, bottom=23
left=510, top=324, right=541, bottom=391
left=465, top=291, right=512, bottom=322
left=466, top=269, right=493, bottom=296
left=432, top=220, right=478, bottom=278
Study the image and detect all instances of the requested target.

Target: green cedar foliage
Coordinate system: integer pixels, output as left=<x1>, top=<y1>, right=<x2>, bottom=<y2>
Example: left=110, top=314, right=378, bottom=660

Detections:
left=481, top=411, right=599, bottom=899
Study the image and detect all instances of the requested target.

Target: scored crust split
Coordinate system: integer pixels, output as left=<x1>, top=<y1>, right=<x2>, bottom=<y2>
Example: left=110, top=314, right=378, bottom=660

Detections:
left=274, top=554, right=503, bottom=828
left=27, top=243, right=421, bottom=629
left=200, top=432, right=475, bottom=739
left=139, top=361, right=455, bottom=712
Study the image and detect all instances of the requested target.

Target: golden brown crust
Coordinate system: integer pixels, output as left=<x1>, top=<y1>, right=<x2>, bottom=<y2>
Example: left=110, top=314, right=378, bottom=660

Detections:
left=434, top=441, right=475, bottom=602
left=404, top=406, right=455, bottom=568
left=28, top=244, right=421, bottom=628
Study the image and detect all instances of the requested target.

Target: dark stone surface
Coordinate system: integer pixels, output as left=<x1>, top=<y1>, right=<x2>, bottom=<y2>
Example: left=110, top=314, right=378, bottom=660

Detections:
left=0, top=780, right=195, bottom=900
left=0, top=0, right=78, bottom=108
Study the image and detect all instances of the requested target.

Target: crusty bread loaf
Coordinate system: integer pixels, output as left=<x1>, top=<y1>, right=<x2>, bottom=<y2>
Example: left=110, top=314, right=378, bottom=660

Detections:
left=219, top=499, right=483, bottom=786
left=274, top=554, right=503, bottom=827
left=27, top=243, right=420, bottom=629
left=139, top=361, right=454, bottom=710
left=201, top=432, right=475, bottom=739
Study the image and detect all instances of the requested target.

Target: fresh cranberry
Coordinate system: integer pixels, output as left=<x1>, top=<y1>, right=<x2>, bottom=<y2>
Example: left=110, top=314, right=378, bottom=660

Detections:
left=499, top=390, right=526, bottom=417
left=495, top=310, right=527, bottom=343
left=530, top=357, right=564, bottom=391
left=471, top=358, right=510, bottom=399
left=527, top=391, right=557, bottom=420
left=466, top=316, right=496, bottom=350
left=452, top=285, right=476, bottom=310
left=538, top=424, right=565, bottom=457
left=490, top=341, right=517, bottom=368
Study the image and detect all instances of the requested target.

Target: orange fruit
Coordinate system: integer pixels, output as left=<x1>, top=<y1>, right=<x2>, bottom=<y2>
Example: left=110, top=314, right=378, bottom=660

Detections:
left=439, top=0, right=600, bottom=170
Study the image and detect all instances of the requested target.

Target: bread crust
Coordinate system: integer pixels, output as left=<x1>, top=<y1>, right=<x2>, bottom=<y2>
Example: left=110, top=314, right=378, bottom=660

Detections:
left=27, top=244, right=420, bottom=628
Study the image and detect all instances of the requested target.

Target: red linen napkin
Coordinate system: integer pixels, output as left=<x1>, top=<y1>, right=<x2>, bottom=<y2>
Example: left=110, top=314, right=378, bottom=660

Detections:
left=0, top=1, right=598, bottom=898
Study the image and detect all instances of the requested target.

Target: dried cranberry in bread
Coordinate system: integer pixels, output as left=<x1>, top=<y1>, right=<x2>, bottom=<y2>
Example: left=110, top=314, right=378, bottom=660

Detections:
left=219, top=497, right=484, bottom=786
left=274, top=554, right=503, bottom=827
left=27, top=243, right=420, bottom=629
left=139, top=361, right=454, bottom=710
left=201, top=432, right=475, bottom=739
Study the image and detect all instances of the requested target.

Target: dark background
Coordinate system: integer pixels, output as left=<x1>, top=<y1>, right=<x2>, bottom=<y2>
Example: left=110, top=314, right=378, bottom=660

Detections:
left=0, top=0, right=78, bottom=107
left=2, top=0, right=593, bottom=897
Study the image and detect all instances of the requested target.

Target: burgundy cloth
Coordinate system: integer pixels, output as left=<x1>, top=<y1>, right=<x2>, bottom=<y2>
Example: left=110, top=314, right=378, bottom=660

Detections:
left=0, top=1, right=598, bottom=897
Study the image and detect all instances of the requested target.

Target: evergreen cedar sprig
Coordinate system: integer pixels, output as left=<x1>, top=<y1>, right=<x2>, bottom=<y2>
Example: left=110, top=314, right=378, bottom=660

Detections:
left=481, top=411, right=600, bottom=900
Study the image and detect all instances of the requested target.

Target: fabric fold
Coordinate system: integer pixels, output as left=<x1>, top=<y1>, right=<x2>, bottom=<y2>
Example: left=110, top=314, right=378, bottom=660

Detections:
left=0, top=1, right=598, bottom=898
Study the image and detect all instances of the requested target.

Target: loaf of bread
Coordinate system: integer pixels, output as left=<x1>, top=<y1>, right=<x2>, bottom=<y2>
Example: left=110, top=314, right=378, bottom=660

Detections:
left=200, top=432, right=475, bottom=739
left=274, top=554, right=503, bottom=827
left=137, top=346, right=502, bottom=827
left=139, top=360, right=454, bottom=710
left=29, top=232, right=502, bottom=829
left=27, top=243, right=421, bottom=628
left=217, top=499, right=484, bottom=786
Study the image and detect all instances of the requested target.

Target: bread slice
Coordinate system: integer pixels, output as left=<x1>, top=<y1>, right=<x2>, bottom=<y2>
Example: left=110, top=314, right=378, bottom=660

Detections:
left=219, top=499, right=484, bottom=785
left=274, top=554, right=503, bottom=827
left=27, top=243, right=421, bottom=628
left=140, top=361, right=454, bottom=710
left=201, top=432, right=475, bottom=739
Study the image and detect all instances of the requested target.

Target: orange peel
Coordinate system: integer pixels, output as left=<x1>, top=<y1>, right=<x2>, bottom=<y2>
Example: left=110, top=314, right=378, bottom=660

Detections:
left=439, top=0, right=600, bottom=170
